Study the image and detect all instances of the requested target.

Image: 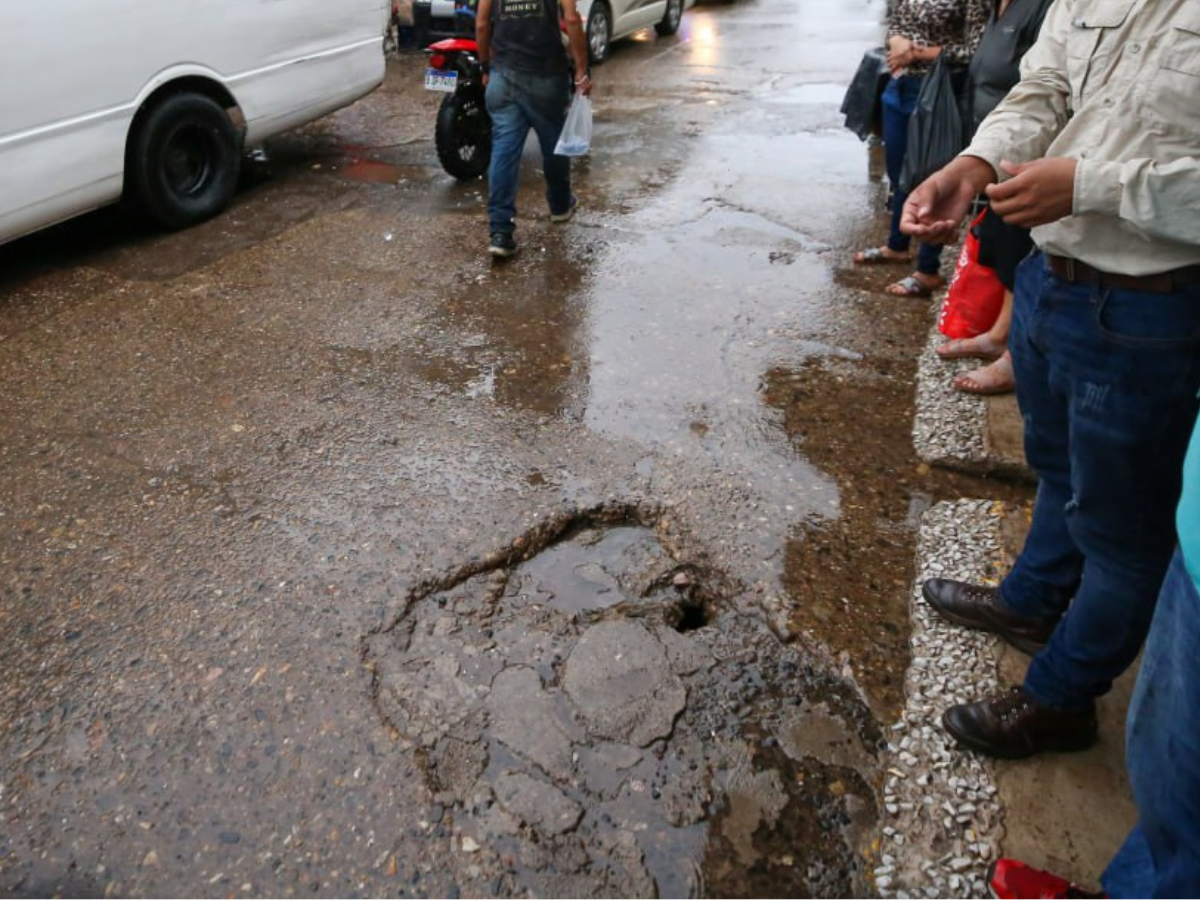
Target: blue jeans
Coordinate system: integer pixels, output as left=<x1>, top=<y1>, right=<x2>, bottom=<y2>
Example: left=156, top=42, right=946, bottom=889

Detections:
left=998, top=251, right=1200, bottom=710
left=484, top=65, right=573, bottom=236
left=1102, top=549, right=1200, bottom=898
left=880, top=74, right=943, bottom=277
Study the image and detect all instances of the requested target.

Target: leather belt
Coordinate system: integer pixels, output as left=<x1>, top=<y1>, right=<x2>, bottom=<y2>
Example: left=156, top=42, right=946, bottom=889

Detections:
left=1046, top=254, right=1200, bottom=294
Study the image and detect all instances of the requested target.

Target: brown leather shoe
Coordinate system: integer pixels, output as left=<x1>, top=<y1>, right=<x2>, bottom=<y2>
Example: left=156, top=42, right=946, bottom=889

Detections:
left=921, top=578, right=1057, bottom=654
left=943, top=687, right=1098, bottom=759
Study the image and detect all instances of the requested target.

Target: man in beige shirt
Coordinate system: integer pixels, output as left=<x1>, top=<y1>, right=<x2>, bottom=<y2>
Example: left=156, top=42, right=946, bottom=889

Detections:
left=902, top=0, right=1200, bottom=759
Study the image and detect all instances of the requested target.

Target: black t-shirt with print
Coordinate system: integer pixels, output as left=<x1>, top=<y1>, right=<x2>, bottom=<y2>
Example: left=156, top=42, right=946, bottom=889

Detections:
left=492, top=0, right=568, bottom=75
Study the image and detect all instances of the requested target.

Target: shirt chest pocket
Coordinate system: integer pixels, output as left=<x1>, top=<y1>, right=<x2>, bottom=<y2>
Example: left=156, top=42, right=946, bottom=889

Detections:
left=1064, top=0, right=1137, bottom=107
left=1148, top=21, right=1200, bottom=138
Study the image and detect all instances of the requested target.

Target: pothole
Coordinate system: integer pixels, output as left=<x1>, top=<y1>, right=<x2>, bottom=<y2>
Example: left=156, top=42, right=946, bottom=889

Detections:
left=361, top=502, right=884, bottom=898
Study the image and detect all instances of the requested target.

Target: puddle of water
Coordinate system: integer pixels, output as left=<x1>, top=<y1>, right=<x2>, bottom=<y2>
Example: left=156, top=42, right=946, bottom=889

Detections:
left=342, top=157, right=407, bottom=184
left=511, top=526, right=671, bottom=615
left=760, top=83, right=851, bottom=106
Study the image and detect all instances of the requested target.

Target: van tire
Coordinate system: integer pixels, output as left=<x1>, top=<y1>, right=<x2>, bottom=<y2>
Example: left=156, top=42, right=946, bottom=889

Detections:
left=127, top=92, right=242, bottom=230
left=655, top=0, right=683, bottom=35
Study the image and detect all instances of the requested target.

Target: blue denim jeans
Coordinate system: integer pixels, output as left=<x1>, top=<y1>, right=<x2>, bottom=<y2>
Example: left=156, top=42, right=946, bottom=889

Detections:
left=484, top=65, right=572, bottom=236
left=880, top=74, right=943, bottom=277
left=1102, top=549, right=1200, bottom=898
left=998, top=251, right=1200, bottom=710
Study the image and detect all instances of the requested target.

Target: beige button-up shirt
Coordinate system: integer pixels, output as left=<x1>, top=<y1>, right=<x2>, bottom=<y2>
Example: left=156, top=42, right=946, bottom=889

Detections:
left=965, top=0, right=1200, bottom=276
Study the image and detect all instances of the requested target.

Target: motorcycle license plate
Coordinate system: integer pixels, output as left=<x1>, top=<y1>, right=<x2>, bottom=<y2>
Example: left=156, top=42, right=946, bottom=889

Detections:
left=425, top=69, right=458, bottom=92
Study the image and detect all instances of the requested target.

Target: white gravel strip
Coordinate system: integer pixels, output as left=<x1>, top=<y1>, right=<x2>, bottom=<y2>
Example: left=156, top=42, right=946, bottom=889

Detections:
left=913, top=322, right=988, bottom=468
left=875, top=499, right=1007, bottom=899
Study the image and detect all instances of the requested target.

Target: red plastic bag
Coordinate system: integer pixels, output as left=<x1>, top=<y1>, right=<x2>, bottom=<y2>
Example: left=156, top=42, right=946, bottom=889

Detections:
left=937, top=210, right=1006, bottom=339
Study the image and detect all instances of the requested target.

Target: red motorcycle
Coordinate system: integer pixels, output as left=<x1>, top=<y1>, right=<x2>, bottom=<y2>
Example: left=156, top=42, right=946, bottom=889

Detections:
left=423, top=7, right=490, bottom=180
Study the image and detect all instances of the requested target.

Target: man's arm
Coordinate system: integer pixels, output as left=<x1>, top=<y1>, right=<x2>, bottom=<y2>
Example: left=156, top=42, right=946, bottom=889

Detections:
left=559, top=0, right=591, bottom=95
left=901, top=155, right=997, bottom=243
left=476, top=0, right=493, bottom=78
left=1075, top=155, right=1200, bottom=247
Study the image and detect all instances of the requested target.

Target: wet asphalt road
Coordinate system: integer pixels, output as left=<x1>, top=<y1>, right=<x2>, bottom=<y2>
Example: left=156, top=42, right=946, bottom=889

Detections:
left=0, top=0, right=1013, bottom=896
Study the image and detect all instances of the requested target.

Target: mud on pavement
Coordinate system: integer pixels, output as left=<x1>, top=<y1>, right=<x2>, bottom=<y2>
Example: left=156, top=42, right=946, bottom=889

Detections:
left=363, top=501, right=882, bottom=898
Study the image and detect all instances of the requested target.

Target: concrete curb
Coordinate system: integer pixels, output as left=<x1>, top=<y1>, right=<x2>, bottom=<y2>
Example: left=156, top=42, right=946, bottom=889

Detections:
left=913, top=322, right=1032, bottom=482
left=875, top=499, right=1008, bottom=898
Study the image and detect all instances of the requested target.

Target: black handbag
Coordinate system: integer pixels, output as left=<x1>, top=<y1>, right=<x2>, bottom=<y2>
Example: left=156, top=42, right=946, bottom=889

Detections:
left=840, top=47, right=890, bottom=141
left=899, top=55, right=966, bottom=194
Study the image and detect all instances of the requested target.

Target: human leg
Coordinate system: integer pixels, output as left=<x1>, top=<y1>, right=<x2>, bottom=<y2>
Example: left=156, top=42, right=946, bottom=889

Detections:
left=879, top=76, right=919, bottom=257
left=1020, top=277, right=1200, bottom=711
left=515, top=71, right=573, bottom=217
left=1101, top=550, right=1200, bottom=899
left=485, top=67, right=531, bottom=237
left=994, top=254, right=1083, bottom=623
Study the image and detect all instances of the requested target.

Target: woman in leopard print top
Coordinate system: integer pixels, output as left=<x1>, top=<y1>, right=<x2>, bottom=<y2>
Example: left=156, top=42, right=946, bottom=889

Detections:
left=853, top=0, right=988, bottom=298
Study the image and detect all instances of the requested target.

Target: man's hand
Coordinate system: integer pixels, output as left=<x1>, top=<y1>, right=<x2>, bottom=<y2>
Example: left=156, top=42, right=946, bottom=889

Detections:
left=985, top=158, right=1077, bottom=228
left=901, top=156, right=996, bottom=243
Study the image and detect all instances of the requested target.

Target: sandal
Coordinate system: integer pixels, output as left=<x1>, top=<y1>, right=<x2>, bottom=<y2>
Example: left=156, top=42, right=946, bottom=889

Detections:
left=853, top=246, right=912, bottom=265
left=936, top=336, right=1004, bottom=362
left=884, top=274, right=943, bottom=298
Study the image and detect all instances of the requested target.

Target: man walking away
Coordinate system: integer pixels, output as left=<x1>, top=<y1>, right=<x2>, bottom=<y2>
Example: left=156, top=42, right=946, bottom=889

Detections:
left=476, top=0, right=592, bottom=258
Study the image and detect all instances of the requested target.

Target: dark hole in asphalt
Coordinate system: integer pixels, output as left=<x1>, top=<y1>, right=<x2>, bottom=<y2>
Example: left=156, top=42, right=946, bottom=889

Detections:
left=672, top=598, right=711, bottom=633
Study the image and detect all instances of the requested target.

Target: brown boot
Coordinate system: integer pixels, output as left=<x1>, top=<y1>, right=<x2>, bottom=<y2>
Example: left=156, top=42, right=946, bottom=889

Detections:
left=943, top=687, right=1098, bottom=759
left=922, top=578, right=1057, bottom=654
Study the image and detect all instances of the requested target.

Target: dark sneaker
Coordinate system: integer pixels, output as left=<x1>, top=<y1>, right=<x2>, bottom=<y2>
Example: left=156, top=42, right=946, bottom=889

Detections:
left=488, top=232, right=518, bottom=258
left=922, top=578, right=1057, bottom=654
left=943, top=687, right=1098, bottom=759
left=550, top=195, right=578, bottom=223
left=987, top=858, right=1105, bottom=898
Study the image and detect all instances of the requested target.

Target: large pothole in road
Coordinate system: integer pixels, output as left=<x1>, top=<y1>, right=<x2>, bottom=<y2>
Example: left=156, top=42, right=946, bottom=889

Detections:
left=362, top=503, right=882, bottom=898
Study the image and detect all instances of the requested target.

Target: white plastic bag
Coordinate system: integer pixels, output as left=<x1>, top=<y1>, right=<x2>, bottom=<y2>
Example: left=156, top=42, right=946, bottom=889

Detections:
left=554, top=93, right=592, bottom=157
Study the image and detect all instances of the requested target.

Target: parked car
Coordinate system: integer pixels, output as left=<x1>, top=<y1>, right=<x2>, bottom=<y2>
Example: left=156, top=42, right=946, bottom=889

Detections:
left=578, top=0, right=691, bottom=63
left=0, top=0, right=389, bottom=246
left=414, top=0, right=691, bottom=64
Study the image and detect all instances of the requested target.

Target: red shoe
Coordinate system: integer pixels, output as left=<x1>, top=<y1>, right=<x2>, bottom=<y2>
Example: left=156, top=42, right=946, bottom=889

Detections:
left=987, top=859, right=1105, bottom=899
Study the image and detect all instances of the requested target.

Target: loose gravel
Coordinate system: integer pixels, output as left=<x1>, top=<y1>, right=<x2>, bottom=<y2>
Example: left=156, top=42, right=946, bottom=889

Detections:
left=913, top=323, right=988, bottom=469
left=875, top=499, right=1009, bottom=899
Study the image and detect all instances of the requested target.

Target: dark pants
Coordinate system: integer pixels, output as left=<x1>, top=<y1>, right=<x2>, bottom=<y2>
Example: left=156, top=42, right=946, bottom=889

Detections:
left=880, top=74, right=943, bottom=277
left=999, top=251, right=1200, bottom=710
left=1102, top=549, right=1200, bottom=898
left=484, top=65, right=573, bottom=236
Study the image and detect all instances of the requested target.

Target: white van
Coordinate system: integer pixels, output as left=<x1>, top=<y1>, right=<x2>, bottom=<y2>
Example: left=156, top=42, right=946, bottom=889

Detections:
left=0, top=0, right=390, bottom=246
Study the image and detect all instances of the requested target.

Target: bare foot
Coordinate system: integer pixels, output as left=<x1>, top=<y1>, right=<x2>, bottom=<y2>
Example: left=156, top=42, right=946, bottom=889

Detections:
left=885, top=271, right=945, bottom=297
left=954, top=351, right=1015, bottom=396
left=936, top=334, right=1005, bottom=362
left=853, top=246, right=912, bottom=265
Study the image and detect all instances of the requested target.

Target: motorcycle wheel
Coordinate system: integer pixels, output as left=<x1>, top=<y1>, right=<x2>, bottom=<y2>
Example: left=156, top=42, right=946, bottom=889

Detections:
left=435, top=92, right=491, bottom=181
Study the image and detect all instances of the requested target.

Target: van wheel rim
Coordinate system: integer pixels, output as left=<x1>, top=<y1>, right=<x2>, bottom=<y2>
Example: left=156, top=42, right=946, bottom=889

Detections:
left=163, top=124, right=217, bottom=197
